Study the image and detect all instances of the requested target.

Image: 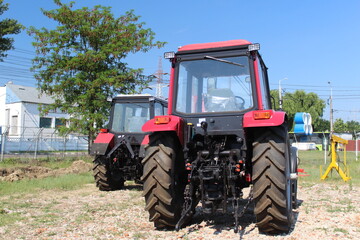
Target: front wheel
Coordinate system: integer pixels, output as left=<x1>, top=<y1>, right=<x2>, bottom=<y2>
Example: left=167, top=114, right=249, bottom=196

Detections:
left=141, top=132, right=186, bottom=228
left=252, top=125, right=294, bottom=234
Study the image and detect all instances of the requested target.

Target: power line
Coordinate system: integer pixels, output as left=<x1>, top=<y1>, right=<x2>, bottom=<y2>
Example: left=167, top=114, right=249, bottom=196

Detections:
left=270, top=83, right=360, bottom=89
left=7, top=54, right=34, bottom=61
left=318, top=95, right=360, bottom=97
left=335, top=109, right=360, bottom=112
left=283, top=87, right=360, bottom=92
left=12, top=48, right=36, bottom=55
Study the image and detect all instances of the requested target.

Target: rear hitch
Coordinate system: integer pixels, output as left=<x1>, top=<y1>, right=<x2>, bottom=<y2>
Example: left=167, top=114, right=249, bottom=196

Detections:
left=175, top=183, right=196, bottom=231
left=106, top=136, right=135, bottom=159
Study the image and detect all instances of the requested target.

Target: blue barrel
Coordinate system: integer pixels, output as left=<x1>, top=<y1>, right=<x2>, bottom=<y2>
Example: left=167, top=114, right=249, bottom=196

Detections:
left=294, top=123, right=306, bottom=133
left=294, top=112, right=306, bottom=124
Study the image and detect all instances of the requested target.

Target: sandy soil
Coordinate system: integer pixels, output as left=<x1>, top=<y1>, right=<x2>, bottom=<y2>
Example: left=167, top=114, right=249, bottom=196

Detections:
left=0, top=160, right=92, bottom=181
left=0, top=165, right=359, bottom=239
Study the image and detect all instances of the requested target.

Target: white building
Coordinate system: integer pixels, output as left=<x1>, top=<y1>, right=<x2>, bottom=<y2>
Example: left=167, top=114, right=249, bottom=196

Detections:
left=0, top=82, right=87, bottom=153
left=0, top=82, right=69, bottom=137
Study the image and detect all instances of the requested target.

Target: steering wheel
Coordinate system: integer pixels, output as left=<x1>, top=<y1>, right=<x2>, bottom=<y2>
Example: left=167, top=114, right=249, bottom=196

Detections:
left=235, top=96, right=245, bottom=109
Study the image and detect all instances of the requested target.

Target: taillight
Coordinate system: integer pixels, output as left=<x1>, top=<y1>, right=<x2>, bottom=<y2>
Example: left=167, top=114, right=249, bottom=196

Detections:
left=100, top=128, right=109, bottom=133
left=245, top=173, right=252, bottom=182
left=253, top=111, right=272, bottom=120
left=155, top=116, right=170, bottom=124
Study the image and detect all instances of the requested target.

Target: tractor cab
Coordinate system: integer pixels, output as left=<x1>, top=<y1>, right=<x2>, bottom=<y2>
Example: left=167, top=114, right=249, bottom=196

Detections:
left=164, top=40, right=273, bottom=136
left=109, top=94, right=168, bottom=143
left=91, top=94, right=167, bottom=191
left=174, top=51, right=254, bottom=114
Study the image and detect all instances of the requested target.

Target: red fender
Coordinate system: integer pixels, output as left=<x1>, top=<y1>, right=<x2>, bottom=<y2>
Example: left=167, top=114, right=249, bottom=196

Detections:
left=94, top=132, right=115, bottom=146
left=141, top=135, right=149, bottom=145
left=142, top=115, right=184, bottom=145
left=91, top=132, right=115, bottom=155
left=243, top=110, right=286, bottom=128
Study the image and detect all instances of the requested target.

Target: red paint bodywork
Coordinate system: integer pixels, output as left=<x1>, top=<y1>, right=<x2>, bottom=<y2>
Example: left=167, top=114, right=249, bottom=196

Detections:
left=93, top=132, right=115, bottom=149
left=141, top=135, right=149, bottom=145
left=178, top=40, right=252, bottom=52
left=243, top=110, right=286, bottom=128
left=253, top=57, right=264, bottom=110
left=142, top=115, right=184, bottom=145
left=168, top=66, right=175, bottom=115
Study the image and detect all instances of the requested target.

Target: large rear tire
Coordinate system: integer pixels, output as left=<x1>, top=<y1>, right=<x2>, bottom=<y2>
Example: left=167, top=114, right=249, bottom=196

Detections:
left=141, top=132, right=186, bottom=228
left=93, top=156, right=124, bottom=191
left=252, top=125, right=294, bottom=234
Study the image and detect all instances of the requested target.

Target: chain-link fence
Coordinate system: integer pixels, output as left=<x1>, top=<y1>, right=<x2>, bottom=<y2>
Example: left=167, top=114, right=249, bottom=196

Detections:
left=0, top=125, right=88, bottom=161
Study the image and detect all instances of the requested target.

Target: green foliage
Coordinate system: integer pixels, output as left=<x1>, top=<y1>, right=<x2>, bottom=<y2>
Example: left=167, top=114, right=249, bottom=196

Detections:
left=0, top=172, right=93, bottom=195
left=271, top=90, right=360, bottom=133
left=346, top=120, right=360, bottom=134
left=0, top=0, right=23, bottom=61
left=316, top=118, right=330, bottom=132
left=0, top=155, right=92, bottom=169
left=28, top=0, right=166, bottom=145
left=270, top=89, right=326, bottom=131
left=333, top=118, right=347, bottom=132
left=333, top=119, right=360, bottom=134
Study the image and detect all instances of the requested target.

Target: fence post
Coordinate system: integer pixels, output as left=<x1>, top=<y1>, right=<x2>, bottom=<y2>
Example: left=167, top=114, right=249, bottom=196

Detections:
left=323, top=132, right=327, bottom=164
left=34, top=128, right=44, bottom=160
left=76, top=134, right=79, bottom=155
left=356, top=137, right=358, bottom=161
left=0, top=127, right=9, bottom=162
left=0, top=127, right=10, bottom=162
left=51, top=129, right=58, bottom=151
left=62, top=132, right=69, bottom=158
left=20, top=126, right=26, bottom=152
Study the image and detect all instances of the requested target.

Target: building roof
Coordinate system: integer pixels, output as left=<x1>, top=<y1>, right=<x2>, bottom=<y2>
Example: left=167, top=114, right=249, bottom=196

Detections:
left=5, top=82, right=54, bottom=104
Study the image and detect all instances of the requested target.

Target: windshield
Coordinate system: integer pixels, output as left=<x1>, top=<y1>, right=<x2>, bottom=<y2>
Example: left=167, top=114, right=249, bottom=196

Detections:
left=175, top=55, right=253, bottom=114
left=111, top=102, right=150, bottom=132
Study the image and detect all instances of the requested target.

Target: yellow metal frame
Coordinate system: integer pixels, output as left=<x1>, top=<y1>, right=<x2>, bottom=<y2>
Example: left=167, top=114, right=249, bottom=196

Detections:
left=320, top=135, right=351, bottom=182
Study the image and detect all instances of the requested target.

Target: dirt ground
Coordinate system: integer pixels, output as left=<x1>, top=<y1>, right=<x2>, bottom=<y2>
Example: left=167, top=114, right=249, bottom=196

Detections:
left=0, top=166, right=359, bottom=239
left=0, top=160, right=92, bottom=181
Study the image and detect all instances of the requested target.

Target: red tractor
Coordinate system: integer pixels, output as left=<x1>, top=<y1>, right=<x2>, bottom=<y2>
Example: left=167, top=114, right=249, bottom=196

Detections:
left=141, top=40, right=298, bottom=234
left=91, top=94, right=167, bottom=191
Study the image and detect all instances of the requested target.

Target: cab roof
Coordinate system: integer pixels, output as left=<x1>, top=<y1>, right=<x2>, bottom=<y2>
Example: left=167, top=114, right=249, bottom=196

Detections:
left=178, top=39, right=252, bottom=52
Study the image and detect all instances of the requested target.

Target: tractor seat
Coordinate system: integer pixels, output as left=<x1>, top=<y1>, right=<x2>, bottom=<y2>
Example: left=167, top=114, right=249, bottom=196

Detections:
left=206, top=88, right=237, bottom=112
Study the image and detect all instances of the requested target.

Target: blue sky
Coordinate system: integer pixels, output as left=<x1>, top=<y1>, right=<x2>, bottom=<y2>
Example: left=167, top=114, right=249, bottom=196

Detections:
left=1, top=0, right=360, bottom=122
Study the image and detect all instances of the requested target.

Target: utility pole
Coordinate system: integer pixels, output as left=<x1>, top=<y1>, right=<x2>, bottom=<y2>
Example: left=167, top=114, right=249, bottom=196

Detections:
left=155, top=57, right=163, bottom=98
left=278, top=78, right=287, bottom=109
left=328, top=81, right=334, bottom=133
left=152, top=56, right=169, bottom=99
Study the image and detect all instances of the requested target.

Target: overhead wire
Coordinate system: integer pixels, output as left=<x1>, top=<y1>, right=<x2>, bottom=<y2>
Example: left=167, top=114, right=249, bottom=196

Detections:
left=0, top=48, right=36, bottom=86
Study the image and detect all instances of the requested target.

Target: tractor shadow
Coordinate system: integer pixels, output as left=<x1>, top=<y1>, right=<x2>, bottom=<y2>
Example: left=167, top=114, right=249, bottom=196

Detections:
left=183, top=198, right=303, bottom=239
left=122, top=183, right=143, bottom=191
left=183, top=199, right=257, bottom=237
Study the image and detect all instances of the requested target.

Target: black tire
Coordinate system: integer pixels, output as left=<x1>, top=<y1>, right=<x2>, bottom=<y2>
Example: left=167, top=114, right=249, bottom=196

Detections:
left=93, top=156, right=124, bottom=191
left=141, top=132, right=186, bottom=228
left=252, top=125, right=294, bottom=234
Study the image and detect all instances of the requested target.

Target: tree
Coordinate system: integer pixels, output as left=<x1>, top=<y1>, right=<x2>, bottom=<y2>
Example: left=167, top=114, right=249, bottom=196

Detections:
left=333, top=118, right=347, bottom=132
left=0, top=0, right=23, bottom=61
left=28, top=0, right=165, bottom=150
left=346, top=120, right=360, bottom=133
left=316, top=118, right=330, bottom=132
left=270, top=90, right=326, bottom=131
